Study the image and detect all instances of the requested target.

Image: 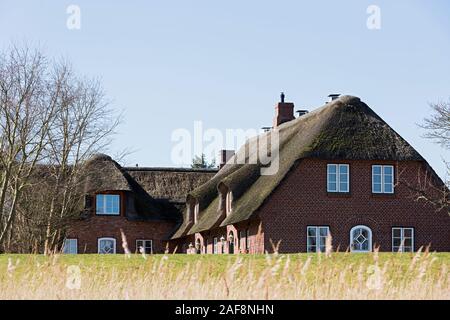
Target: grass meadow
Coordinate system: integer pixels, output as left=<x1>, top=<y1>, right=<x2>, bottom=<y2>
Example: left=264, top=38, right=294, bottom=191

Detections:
left=0, top=249, right=449, bottom=300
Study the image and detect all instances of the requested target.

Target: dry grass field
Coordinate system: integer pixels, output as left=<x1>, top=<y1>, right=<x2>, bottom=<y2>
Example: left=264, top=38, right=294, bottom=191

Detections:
left=0, top=249, right=448, bottom=300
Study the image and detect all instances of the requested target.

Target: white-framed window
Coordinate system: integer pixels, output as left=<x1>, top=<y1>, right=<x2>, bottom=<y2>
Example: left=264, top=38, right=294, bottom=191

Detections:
left=136, top=239, right=153, bottom=254
left=327, top=164, right=349, bottom=192
left=213, top=237, right=218, bottom=254
left=96, top=194, right=120, bottom=215
left=98, top=237, right=116, bottom=254
left=307, top=226, right=330, bottom=253
left=392, top=227, right=414, bottom=252
left=350, top=225, right=372, bottom=252
left=372, top=165, right=394, bottom=194
left=62, top=238, right=78, bottom=254
left=226, top=191, right=232, bottom=215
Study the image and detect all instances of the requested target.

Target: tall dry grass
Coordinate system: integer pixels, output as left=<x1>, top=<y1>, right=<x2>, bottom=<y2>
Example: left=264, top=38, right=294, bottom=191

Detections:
left=0, top=247, right=448, bottom=300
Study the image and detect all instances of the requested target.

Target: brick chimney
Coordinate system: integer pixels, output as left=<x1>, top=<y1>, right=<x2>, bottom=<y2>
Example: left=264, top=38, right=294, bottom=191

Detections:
left=273, top=92, right=295, bottom=128
left=219, top=150, right=235, bottom=169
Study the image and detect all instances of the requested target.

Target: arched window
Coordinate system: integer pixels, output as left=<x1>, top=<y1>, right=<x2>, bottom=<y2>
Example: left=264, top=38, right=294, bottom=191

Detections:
left=195, top=238, right=201, bottom=254
left=98, top=237, right=116, bottom=254
left=350, top=225, right=372, bottom=252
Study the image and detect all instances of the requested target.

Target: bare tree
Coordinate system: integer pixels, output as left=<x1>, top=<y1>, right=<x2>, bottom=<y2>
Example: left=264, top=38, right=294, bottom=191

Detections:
left=0, top=44, right=121, bottom=252
left=402, top=100, right=450, bottom=214
left=421, top=100, right=450, bottom=149
left=41, top=63, right=121, bottom=254
left=0, top=45, right=59, bottom=249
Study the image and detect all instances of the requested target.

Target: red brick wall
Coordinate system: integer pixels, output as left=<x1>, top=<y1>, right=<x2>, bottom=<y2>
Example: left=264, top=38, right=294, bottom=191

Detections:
left=259, top=159, right=450, bottom=252
left=68, top=216, right=175, bottom=253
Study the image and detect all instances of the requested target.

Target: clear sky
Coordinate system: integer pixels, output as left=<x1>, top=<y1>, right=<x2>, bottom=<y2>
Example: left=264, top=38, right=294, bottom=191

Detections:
left=1, top=0, right=449, bottom=178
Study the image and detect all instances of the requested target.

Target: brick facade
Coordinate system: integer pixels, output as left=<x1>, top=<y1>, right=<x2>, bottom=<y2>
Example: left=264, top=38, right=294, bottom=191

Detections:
left=257, top=158, right=449, bottom=252
left=175, top=158, right=449, bottom=254
left=68, top=216, right=175, bottom=253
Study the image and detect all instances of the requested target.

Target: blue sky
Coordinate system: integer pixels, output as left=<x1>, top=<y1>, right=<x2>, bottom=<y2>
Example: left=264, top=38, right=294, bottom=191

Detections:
left=0, top=0, right=449, bottom=178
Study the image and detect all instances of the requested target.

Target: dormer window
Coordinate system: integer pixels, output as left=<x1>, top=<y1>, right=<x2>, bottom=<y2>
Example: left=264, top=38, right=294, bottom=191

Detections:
left=225, top=191, right=232, bottom=215
left=96, top=194, right=120, bottom=215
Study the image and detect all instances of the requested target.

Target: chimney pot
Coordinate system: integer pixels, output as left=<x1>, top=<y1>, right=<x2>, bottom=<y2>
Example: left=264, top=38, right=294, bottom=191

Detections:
left=296, top=109, right=309, bottom=117
left=328, top=94, right=341, bottom=102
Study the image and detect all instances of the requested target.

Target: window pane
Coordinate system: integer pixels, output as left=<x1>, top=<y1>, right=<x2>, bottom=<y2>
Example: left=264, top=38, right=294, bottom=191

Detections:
left=327, top=164, right=337, bottom=174
left=307, top=227, right=317, bottom=237
left=383, top=166, right=393, bottom=176
left=99, top=239, right=115, bottom=254
left=404, top=229, right=412, bottom=237
left=404, top=238, right=412, bottom=247
left=339, top=165, right=348, bottom=175
left=373, top=166, right=382, bottom=175
left=328, top=182, right=337, bottom=192
left=393, top=237, right=401, bottom=249
left=328, top=173, right=337, bottom=182
left=96, top=195, right=104, bottom=213
left=373, top=183, right=382, bottom=193
left=308, top=236, right=316, bottom=246
left=63, top=239, right=77, bottom=254
left=373, top=174, right=382, bottom=184
left=339, top=182, right=348, bottom=192
left=392, top=228, right=401, bottom=238
left=319, top=227, right=329, bottom=237
left=384, top=183, right=393, bottom=193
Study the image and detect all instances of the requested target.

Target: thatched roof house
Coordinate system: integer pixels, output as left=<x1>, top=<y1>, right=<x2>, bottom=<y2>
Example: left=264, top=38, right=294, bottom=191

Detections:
left=172, top=95, right=425, bottom=239
left=84, top=154, right=216, bottom=222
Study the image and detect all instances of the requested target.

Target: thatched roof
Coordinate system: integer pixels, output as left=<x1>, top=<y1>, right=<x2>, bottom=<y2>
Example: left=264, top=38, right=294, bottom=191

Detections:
left=171, top=95, right=424, bottom=239
left=84, top=154, right=133, bottom=193
left=84, top=154, right=217, bottom=222
left=125, top=167, right=217, bottom=203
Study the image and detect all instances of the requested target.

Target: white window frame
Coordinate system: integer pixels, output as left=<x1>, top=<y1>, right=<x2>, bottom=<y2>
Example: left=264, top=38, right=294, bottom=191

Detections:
left=372, top=165, right=394, bottom=194
left=327, top=164, right=349, bottom=193
left=98, top=237, right=117, bottom=254
left=96, top=194, right=120, bottom=215
left=225, top=191, right=232, bottom=215
left=213, top=237, right=218, bottom=254
left=193, top=202, right=199, bottom=224
left=62, top=238, right=78, bottom=254
left=136, top=239, right=153, bottom=254
left=306, top=226, right=330, bottom=253
left=392, top=227, right=414, bottom=252
left=350, top=225, right=372, bottom=252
